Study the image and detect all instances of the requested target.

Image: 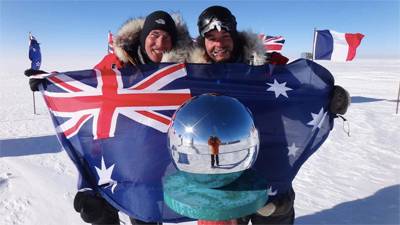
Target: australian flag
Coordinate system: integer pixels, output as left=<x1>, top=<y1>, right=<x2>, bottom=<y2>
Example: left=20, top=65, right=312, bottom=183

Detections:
left=29, top=33, right=41, bottom=70
left=36, top=59, right=335, bottom=222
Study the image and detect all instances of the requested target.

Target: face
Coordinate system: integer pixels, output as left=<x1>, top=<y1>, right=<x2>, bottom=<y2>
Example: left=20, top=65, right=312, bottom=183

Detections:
left=144, top=29, right=173, bottom=63
left=204, top=29, right=234, bottom=63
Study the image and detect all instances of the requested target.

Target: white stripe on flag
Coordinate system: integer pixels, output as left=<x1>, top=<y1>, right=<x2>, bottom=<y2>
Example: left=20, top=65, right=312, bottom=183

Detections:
left=330, top=30, right=348, bottom=62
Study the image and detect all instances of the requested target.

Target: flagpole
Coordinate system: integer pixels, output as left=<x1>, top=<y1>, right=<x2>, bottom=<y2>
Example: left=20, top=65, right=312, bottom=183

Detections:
left=108, top=30, right=111, bottom=53
left=396, top=80, right=400, bottom=114
left=28, top=32, right=38, bottom=115
left=33, top=92, right=37, bottom=114
left=311, top=28, right=316, bottom=61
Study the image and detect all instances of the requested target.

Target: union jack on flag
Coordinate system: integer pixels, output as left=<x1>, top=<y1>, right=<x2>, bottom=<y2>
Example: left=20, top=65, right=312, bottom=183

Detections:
left=108, top=31, right=114, bottom=54
left=258, top=34, right=285, bottom=53
left=43, top=63, right=190, bottom=139
left=36, top=60, right=335, bottom=222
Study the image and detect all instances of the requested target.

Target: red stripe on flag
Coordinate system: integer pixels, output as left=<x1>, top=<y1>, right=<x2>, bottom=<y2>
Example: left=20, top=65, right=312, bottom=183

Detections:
left=134, top=63, right=185, bottom=90
left=136, top=110, right=171, bottom=125
left=345, top=33, right=364, bottom=61
left=97, top=68, right=119, bottom=139
left=265, top=45, right=283, bottom=51
left=44, top=93, right=192, bottom=112
left=64, top=114, right=91, bottom=137
left=96, top=102, right=116, bottom=139
left=44, top=95, right=103, bottom=112
left=49, top=77, right=82, bottom=92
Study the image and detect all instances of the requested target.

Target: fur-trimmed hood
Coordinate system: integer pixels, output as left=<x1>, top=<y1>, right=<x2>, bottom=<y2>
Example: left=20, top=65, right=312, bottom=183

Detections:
left=188, top=30, right=267, bottom=65
left=113, top=13, right=193, bottom=64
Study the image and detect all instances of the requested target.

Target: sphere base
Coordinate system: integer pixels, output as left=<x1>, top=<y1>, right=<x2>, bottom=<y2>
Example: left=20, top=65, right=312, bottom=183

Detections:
left=163, top=169, right=268, bottom=221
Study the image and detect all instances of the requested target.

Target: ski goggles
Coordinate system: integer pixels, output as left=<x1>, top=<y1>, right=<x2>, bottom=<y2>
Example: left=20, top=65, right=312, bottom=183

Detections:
left=199, top=18, right=235, bottom=37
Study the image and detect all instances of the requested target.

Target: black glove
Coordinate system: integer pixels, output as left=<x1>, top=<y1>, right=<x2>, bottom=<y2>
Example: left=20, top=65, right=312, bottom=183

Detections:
left=24, top=68, right=47, bottom=77
left=73, top=190, right=119, bottom=224
left=25, top=69, right=48, bottom=92
left=330, top=85, right=351, bottom=115
left=29, top=78, right=44, bottom=92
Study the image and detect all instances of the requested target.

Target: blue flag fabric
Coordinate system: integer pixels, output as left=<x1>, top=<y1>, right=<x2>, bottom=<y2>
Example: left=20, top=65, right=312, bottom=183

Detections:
left=29, top=34, right=41, bottom=70
left=39, top=59, right=334, bottom=222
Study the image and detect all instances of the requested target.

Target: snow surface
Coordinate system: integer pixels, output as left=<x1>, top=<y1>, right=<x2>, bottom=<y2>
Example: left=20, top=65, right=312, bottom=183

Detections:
left=0, top=59, right=399, bottom=225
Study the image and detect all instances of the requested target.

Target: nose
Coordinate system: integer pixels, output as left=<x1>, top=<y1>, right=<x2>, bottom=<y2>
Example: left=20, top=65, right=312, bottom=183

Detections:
left=154, top=36, right=163, bottom=47
left=153, top=39, right=167, bottom=51
left=214, top=39, right=223, bottom=47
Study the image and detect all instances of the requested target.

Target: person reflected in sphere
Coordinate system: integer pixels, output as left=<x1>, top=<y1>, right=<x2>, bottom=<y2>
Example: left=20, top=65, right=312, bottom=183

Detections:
left=208, top=136, right=221, bottom=168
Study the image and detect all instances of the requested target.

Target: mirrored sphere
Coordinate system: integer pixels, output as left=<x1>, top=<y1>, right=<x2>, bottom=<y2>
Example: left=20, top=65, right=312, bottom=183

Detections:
left=167, top=94, right=259, bottom=187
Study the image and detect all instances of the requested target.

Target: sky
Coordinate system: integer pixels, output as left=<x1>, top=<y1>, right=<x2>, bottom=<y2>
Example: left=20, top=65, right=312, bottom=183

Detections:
left=0, top=0, right=399, bottom=74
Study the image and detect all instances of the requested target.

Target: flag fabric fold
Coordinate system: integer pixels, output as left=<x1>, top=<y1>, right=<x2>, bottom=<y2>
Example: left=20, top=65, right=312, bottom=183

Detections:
left=29, top=33, right=42, bottom=70
left=313, top=29, right=364, bottom=61
left=37, top=60, right=335, bottom=222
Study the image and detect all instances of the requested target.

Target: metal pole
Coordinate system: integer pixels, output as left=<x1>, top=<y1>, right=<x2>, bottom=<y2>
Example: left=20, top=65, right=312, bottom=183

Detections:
left=33, top=91, right=37, bottom=115
left=311, top=28, right=316, bottom=61
left=396, top=81, right=400, bottom=114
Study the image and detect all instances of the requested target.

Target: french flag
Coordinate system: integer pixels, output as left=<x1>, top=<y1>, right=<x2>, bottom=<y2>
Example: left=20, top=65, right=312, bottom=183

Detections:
left=313, top=30, right=364, bottom=61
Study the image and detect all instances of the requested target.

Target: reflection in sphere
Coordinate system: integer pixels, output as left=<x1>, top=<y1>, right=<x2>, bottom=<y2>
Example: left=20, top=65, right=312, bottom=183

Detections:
left=167, top=94, right=259, bottom=188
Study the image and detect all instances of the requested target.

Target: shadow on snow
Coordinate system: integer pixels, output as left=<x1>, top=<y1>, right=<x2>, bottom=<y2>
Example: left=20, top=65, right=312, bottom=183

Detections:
left=351, top=96, right=386, bottom=103
left=0, top=135, right=62, bottom=157
left=295, top=184, right=400, bottom=224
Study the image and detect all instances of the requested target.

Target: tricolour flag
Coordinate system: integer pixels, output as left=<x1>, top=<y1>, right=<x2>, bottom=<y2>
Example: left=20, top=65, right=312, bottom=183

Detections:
left=35, top=60, right=335, bottom=222
left=108, top=31, right=114, bottom=54
left=313, top=29, right=364, bottom=61
left=258, top=34, right=285, bottom=53
left=29, top=33, right=41, bottom=70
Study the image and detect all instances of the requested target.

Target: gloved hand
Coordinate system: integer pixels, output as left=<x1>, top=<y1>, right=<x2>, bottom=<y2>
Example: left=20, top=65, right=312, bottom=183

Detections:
left=24, top=68, right=47, bottom=77
left=25, top=69, right=48, bottom=92
left=256, top=202, right=276, bottom=217
left=330, top=85, right=351, bottom=115
left=257, top=188, right=295, bottom=217
left=73, top=190, right=119, bottom=224
left=29, top=79, right=44, bottom=92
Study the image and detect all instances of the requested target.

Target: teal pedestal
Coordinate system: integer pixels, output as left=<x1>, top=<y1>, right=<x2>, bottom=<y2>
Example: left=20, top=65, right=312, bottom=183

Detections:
left=180, top=170, right=243, bottom=188
left=163, top=169, right=268, bottom=221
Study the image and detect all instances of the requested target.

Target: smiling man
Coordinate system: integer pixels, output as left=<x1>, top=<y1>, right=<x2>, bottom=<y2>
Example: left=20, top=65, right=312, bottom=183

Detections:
left=95, top=10, right=191, bottom=70
left=77, top=10, right=192, bottom=225
left=191, top=5, right=288, bottom=65
left=204, top=29, right=234, bottom=62
left=143, top=29, right=173, bottom=62
left=188, top=6, right=350, bottom=225
left=190, top=5, right=295, bottom=225
left=138, top=12, right=176, bottom=64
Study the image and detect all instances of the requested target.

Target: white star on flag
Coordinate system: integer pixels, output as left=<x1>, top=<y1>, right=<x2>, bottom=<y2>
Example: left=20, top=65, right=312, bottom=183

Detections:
left=288, top=142, right=303, bottom=166
left=95, top=156, right=117, bottom=193
left=307, top=107, right=328, bottom=131
left=266, top=79, right=292, bottom=98
left=267, top=186, right=278, bottom=196
left=287, top=143, right=300, bottom=157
